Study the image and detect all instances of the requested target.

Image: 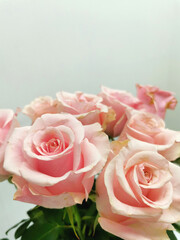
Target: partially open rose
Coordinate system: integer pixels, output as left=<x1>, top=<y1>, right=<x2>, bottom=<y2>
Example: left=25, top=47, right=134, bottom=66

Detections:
left=136, top=84, right=177, bottom=119
left=99, top=86, right=142, bottom=137
left=96, top=140, right=180, bottom=240
left=56, top=91, right=115, bottom=130
left=0, top=109, right=19, bottom=181
left=22, top=96, right=60, bottom=122
left=4, top=113, right=110, bottom=208
left=119, top=110, right=180, bottom=161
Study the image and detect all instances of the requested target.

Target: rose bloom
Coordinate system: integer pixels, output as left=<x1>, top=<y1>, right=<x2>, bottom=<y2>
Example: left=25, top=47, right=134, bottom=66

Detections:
left=0, top=109, right=19, bottom=181
left=99, top=86, right=142, bottom=137
left=96, top=140, right=180, bottom=240
left=136, top=84, right=177, bottom=119
left=119, top=110, right=180, bottom=161
left=4, top=113, right=109, bottom=208
left=56, top=91, right=115, bottom=130
left=22, top=96, right=60, bottom=122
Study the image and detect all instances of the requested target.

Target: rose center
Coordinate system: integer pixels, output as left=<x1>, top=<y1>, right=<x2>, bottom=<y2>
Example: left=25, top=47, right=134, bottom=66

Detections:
left=41, top=138, right=63, bottom=154
left=143, top=167, right=152, bottom=183
left=143, top=117, right=156, bottom=128
left=138, top=164, right=154, bottom=184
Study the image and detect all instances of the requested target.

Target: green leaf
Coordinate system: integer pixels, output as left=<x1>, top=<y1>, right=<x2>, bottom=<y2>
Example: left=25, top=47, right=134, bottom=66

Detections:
left=6, top=219, right=27, bottom=235
left=27, top=207, right=45, bottom=224
left=82, top=224, right=86, bottom=236
left=14, top=220, right=31, bottom=239
left=21, top=223, right=59, bottom=240
left=66, top=207, right=79, bottom=239
left=88, top=193, right=96, bottom=203
left=73, top=205, right=81, bottom=230
left=166, top=230, right=177, bottom=240
left=0, top=238, right=9, bottom=240
left=8, top=176, right=13, bottom=184
left=93, top=214, right=99, bottom=236
left=173, top=157, right=180, bottom=166
left=40, top=208, right=62, bottom=224
left=173, top=222, right=180, bottom=233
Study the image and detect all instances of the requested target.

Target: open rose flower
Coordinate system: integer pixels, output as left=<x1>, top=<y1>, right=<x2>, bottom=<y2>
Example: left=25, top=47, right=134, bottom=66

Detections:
left=56, top=91, right=115, bottom=130
left=99, top=86, right=142, bottom=137
left=22, top=96, right=60, bottom=122
left=4, top=113, right=109, bottom=208
left=0, top=109, right=19, bottom=181
left=136, top=84, right=177, bottom=119
left=96, top=140, right=180, bottom=240
left=119, top=110, right=180, bottom=161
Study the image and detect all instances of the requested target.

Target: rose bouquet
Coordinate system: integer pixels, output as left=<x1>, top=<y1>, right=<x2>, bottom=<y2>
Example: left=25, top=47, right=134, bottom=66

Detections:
left=1, top=84, right=180, bottom=240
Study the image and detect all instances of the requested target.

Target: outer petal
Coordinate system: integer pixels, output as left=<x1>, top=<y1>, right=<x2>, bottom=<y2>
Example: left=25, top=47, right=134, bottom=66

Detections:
left=99, top=217, right=171, bottom=240
left=159, top=162, right=180, bottom=223
left=0, top=109, right=19, bottom=179
left=4, top=127, right=30, bottom=176
left=31, top=114, right=85, bottom=144
left=12, top=175, right=84, bottom=208
left=155, top=130, right=180, bottom=161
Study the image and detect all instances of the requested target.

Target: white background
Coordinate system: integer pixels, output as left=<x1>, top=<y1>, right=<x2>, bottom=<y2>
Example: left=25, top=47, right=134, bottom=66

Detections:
left=0, top=0, right=180, bottom=239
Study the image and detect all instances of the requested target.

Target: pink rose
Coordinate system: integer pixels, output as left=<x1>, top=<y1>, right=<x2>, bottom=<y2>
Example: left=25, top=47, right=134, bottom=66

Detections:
left=22, top=96, right=60, bottom=122
left=136, top=84, right=177, bottom=119
left=99, top=86, right=142, bottom=137
left=119, top=110, right=180, bottom=161
left=0, top=109, right=19, bottom=181
left=96, top=140, right=180, bottom=240
left=56, top=91, right=115, bottom=130
left=4, top=113, right=109, bottom=208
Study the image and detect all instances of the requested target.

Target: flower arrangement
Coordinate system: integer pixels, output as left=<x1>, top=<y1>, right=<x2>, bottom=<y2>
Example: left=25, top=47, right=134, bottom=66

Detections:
left=1, top=84, right=180, bottom=240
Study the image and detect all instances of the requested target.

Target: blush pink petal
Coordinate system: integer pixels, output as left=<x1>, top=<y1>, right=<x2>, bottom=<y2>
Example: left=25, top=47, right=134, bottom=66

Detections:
left=99, top=217, right=170, bottom=240
left=79, top=138, right=102, bottom=199
left=76, top=110, right=102, bottom=126
left=13, top=175, right=84, bottom=208
left=154, top=130, right=180, bottom=161
left=96, top=167, right=128, bottom=222
left=141, top=182, right=173, bottom=209
left=56, top=91, right=80, bottom=114
left=46, top=172, right=85, bottom=195
left=37, top=150, right=74, bottom=177
left=159, top=163, right=180, bottom=223
left=115, top=151, right=139, bottom=202
left=4, top=127, right=30, bottom=176
left=0, top=109, right=19, bottom=179
left=169, top=162, right=180, bottom=208
left=125, top=151, right=169, bottom=171
left=124, top=131, right=180, bottom=161
left=31, top=114, right=84, bottom=144
left=84, top=123, right=110, bottom=166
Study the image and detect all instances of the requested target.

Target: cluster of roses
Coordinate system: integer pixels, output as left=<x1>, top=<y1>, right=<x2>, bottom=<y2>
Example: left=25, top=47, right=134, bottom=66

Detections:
left=0, top=84, right=180, bottom=240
